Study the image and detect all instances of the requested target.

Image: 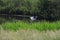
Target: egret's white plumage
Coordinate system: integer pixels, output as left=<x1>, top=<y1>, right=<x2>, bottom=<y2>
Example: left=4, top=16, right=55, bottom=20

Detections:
left=30, top=16, right=37, bottom=24
left=30, top=16, right=37, bottom=21
left=30, top=16, right=35, bottom=21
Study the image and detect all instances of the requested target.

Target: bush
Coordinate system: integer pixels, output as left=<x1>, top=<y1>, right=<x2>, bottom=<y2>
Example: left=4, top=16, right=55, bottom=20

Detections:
left=0, top=0, right=60, bottom=21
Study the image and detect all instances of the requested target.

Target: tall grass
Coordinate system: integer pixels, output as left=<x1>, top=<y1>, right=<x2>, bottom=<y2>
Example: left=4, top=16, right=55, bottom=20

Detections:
left=1, top=20, right=60, bottom=31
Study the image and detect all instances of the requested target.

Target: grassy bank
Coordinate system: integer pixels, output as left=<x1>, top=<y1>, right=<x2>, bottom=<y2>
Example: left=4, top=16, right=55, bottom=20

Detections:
left=1, top=20, right=60, bottom=31
left=0, top=29, right=60, bottom=40
left=0, top=18, right=60, bottom=40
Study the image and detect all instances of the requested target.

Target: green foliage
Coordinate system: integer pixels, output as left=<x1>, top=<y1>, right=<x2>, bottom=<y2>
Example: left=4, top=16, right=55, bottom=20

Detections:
left=0, top=0, right=46, bottom=13
left=1, top=20, right=60, bottom=31
left=0, top=0, right=60, bottom=20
